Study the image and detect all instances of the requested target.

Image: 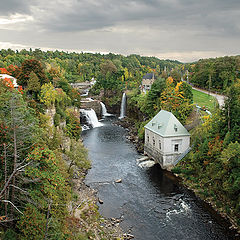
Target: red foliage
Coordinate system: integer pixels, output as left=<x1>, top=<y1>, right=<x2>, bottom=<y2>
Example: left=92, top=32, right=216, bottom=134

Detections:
left=17, top=59, right=48, bottom=87
left=0, top=77, right=23, bottom=94
left=6, top=65, right=21, bottom=78
left=0, top=68, right=10, bottom=74
left=1, top=78, right=14, bottom=89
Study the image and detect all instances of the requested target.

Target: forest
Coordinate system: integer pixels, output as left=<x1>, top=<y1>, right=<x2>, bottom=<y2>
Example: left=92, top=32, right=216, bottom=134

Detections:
left=0, top=48, right=239, bottom=238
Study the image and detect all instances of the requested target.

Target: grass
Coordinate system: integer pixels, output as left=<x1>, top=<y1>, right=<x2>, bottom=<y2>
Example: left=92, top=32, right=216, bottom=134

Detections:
left=192, top=89, right=217, bottom=112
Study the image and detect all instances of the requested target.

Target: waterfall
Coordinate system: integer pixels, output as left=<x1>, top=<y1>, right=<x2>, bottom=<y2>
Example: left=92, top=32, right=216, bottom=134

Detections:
left=81, top=89, right=89, bottom=96
left=119, top=92, right=127, bottom=119
left=100, top=102, right=112, bottom=117
left=80, top=109, right=103, bottom=128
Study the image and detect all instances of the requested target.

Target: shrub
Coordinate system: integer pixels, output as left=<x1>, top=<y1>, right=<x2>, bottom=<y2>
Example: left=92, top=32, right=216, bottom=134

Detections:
left=54, top=113, right=60, bottom=126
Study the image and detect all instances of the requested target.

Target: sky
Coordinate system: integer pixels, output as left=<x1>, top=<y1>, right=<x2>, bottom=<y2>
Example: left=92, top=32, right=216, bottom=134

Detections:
left=0, top=0, right=239, bottom=62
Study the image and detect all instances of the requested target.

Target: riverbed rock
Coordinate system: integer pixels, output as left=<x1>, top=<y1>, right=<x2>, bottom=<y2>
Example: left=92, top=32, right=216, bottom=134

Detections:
left=115, top=178, right=122, bottom=183
left=136, top=156, right=149, bottom=162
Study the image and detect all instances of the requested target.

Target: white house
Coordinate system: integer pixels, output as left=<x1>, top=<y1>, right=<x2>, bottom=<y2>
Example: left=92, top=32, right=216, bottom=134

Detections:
left=144, top=110, right=190, bottom=169
left=141, top=72, right=155, bottom=93
left=0, top=74, right=18, bottom=88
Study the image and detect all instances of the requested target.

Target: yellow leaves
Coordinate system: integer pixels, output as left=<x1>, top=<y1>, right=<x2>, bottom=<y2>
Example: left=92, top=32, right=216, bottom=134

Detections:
left=40, top=83, right=57, bottom=107
left=201, top=115, right=212, bottom=131
left=166, top=76, right=173, bottom=85
left=175, top=81, right=183, bottom=92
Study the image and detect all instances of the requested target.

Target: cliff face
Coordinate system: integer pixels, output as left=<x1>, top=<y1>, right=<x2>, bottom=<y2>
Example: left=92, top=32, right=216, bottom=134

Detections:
left=80, top=100, right=102, bottom=117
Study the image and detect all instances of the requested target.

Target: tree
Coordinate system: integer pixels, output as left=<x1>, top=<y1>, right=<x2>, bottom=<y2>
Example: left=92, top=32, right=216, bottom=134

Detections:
left=220, top=142, right=240, bottom=199
left=17, top=59, right=48, bottom=87
left=66, top=139, right=90, bottom=174
left=160, top=78, right=193, bottom=123
left=144, top=77, right=166, bottom=116
left=27, top=72, right=41, bottom=99
left=100, top=60, right=117, bottom=76
left=170, top=69, right=181, bottom=83
left=97, top=60, right=122, bottom=96
left=224, top=79, right=240, bottom=134
left=0, top=89, right=38, bottom=220
left=40, top=83, right=57, bottom=108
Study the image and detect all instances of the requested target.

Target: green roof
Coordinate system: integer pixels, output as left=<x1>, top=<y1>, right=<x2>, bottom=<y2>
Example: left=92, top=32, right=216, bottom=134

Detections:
left=144, top=110, right=190, bottom=137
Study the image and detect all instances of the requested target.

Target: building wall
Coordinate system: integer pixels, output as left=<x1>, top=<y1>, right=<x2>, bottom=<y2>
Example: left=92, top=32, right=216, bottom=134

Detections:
left=141, top=78, right=155, bottom=92
left=144, top=128, right=190, bottom=168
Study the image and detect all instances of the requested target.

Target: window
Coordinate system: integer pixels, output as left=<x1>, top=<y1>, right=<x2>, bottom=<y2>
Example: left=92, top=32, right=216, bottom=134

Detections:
left=174, top=124, right=178, bottom=132
left=174, top=144, right=179, bottom=152
left=159, top=140, right=161, bottom=150
left=147, top=135, right=149, bottom=142
left=153, top=138, right=155, bottom=146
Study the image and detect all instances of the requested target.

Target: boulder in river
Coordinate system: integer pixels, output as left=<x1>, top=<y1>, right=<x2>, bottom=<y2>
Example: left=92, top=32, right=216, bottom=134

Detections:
left=115, top=179, right=122, bottom=183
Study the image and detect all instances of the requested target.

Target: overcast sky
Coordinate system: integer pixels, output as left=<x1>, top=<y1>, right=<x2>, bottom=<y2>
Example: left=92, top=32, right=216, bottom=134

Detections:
left=0, top=0, right=239, bottom=62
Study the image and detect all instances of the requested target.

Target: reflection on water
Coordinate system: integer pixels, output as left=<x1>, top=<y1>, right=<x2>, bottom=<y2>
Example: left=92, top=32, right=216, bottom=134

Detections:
left=83, top=119, right=235, bottom=240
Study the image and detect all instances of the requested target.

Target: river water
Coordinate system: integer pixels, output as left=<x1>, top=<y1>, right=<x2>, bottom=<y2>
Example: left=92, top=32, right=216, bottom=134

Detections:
left=83, top=118, right=235, bottom=240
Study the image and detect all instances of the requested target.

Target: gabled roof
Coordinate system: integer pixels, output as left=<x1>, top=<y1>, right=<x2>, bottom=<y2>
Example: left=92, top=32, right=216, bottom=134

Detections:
left=142, top=72, right=154, bottom=79
left=144, top=110, right=190, bottom=137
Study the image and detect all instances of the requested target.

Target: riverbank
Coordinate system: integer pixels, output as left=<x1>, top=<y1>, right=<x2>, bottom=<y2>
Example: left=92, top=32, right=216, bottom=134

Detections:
left=68, top=154, right=126, bottom=239
left=172, top=171, right=240, bottom=237
left=117, top=117, right=240, bottom=239
left=116, top=117, right=144, bottom=153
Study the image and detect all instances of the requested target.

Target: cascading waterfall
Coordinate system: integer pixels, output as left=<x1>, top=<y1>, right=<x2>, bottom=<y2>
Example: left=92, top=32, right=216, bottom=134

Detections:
left=100, top=102, right=112, bottom=117
left=80, top=109, right=103, bottom=128
left=119, top=92, right=127, bottom=119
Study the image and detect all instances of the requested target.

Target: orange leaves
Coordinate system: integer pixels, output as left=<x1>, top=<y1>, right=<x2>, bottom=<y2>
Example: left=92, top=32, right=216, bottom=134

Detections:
left=166, top=76, right=174, bottom=85
left=207, top=136, right=223, bottom=157
left=1, top=78, right=14, bottom=89
left=18, top=85, right=23, bottom=94
left=0, top=77, right=24, bottom=94
left=0, top=68, right=10, bottom=74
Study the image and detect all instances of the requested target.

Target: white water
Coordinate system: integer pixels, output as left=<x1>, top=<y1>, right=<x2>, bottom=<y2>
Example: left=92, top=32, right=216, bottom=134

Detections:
left=82, top=124, right=90, bottom=131
left=138, top=160, right=156, bottom=168
left=81, top=90, right=89, bottom=96
left=81, top=109, right=103, bottom=128
left=166, top=199, right=192, bottom=221
left=119, top=92, right=127, bottom=119
left=100, top=102, right=112, bottom=117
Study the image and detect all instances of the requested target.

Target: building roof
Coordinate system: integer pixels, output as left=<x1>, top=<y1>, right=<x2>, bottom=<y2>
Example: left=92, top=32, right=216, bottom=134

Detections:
left=0, top=74, right=18, bottom=88
left=142, top=72, right=154, bottom=79
left=144, top=110, right=190, bottom=137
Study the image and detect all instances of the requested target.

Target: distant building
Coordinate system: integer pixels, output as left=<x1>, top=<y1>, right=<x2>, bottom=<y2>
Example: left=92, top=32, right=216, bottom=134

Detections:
left=0, top=74, right=18, bottom=88
left=144, top=110, right=190, bottom=169
left=141, top=72, right=155, bottom=93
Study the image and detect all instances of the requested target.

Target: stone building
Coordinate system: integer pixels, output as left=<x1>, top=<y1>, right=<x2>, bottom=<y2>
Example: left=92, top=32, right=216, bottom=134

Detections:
left=144, top=110, right=190, bottom=169
left=141, top=72, right=155, bottom=93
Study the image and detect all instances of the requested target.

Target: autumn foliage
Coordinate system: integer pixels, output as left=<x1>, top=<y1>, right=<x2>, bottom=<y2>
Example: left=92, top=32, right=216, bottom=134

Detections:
left=17, top=59, right=49, bottom=87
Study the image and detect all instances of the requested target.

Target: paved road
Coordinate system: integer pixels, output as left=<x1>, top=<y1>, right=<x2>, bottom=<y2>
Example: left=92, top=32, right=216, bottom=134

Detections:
left=192, top=87, right=226, bottom=108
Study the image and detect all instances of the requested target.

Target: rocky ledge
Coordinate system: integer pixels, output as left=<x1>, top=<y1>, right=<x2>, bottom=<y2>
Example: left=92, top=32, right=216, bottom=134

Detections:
left=116, top=117, right=144, bottom=153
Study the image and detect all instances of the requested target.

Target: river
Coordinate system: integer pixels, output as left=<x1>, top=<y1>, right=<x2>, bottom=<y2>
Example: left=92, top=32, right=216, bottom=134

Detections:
left=83, top=118, right=235, bottom=240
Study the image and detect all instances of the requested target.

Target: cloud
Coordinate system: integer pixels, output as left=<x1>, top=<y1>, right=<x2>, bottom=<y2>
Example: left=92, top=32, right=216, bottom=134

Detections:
left=0, top=0, right=239, bottom=62
left=0, top=0, right=36, bottom=15
left=0, top=14, right=34, bottom=30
